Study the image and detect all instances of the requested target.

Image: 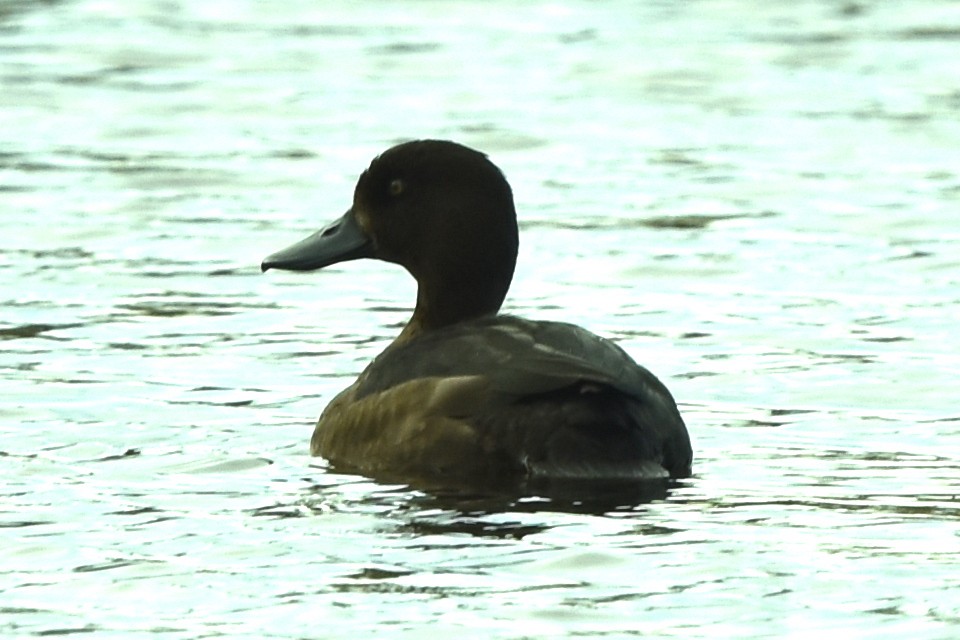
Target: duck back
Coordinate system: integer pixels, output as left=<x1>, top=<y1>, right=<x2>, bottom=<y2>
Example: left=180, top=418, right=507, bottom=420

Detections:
left=342, top=315, right=692, bottom=480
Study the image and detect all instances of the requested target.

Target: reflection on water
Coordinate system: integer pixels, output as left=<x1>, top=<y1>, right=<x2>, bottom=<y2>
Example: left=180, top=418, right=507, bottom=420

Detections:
left=3, top=0, right=960, bottom=637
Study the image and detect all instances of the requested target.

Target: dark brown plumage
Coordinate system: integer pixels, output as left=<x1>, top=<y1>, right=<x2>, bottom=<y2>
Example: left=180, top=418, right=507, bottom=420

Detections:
left=263, top=140, right=692, bottom=484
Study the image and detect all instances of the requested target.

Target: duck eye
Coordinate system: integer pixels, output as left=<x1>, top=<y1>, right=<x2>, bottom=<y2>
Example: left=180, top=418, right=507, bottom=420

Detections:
left=388, top=178, right=405, bottom=197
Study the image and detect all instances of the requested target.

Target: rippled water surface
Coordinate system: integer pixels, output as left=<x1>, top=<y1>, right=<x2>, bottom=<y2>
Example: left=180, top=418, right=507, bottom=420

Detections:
left=3, top=1, right=960, bottom=637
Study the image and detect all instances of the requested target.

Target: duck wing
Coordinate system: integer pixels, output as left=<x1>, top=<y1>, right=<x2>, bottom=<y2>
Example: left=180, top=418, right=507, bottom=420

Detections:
left=356, top=315, right=673, bottom=405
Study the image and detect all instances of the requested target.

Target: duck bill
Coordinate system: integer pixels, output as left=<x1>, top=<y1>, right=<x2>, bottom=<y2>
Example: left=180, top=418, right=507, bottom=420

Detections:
left=261, top=209, right=373, bottom=272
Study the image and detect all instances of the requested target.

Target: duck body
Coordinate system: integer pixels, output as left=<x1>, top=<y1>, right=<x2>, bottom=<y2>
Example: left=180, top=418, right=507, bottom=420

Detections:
left=314, top=315, right=690, bottom=481
left=263, top=140, right=692, bottom=484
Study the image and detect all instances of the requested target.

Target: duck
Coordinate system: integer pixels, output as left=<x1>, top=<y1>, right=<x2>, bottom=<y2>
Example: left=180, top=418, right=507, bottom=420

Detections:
left=262, top=140, right=692, bottom=485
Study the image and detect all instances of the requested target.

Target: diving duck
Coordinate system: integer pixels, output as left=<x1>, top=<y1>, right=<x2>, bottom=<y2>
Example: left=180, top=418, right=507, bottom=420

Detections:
left=262, top=140, right=692, bottom=484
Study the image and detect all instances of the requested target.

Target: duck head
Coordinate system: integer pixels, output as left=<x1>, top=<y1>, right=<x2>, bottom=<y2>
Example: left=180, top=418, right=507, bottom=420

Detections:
left=262, top=140, right=519, bottom=334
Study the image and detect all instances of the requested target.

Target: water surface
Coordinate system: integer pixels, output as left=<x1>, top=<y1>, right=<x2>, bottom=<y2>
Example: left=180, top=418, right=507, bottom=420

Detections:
left=2, top=1, right=959, bottom=637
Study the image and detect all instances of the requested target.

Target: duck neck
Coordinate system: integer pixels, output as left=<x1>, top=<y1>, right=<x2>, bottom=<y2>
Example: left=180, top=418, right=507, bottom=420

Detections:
left=395, top=276, right=508, bottom=344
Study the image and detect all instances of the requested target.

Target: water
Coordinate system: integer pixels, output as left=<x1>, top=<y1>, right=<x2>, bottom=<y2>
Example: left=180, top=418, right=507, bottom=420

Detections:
left=3, top=0, right=959, bottom=637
